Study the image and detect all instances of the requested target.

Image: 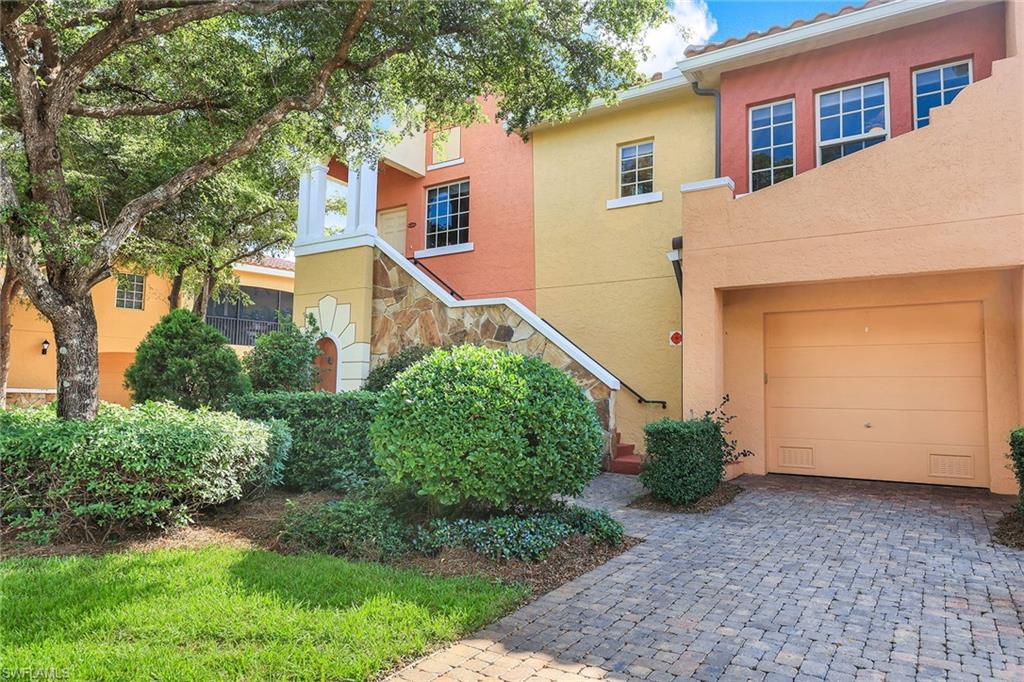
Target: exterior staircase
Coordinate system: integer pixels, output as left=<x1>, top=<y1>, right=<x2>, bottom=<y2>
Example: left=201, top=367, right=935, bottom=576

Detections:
left=608, top=432, right=643, bottom=475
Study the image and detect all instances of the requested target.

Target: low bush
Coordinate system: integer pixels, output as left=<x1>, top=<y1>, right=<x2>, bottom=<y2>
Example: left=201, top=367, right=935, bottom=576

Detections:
left=1011, top=427, right=1024, bottom=513
left=410, top=505, right=623, bottom=562
left=230, top=391, right=378, bottom=491
left=0, top=403, right=285, bottom=543
left=370, top=345, right=603, bottom=510
left=281, top=498, right=409, bottom=561
left=363, top=345, right=431, bottom=392
left=244, top=314, right=322, bottom=393
left=125, top=309, right=250, bottom=409
left=640, top=417, right=725, bottom=506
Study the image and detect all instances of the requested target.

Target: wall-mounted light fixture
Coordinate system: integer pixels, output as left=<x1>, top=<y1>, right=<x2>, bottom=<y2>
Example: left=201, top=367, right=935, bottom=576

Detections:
left=41, top=340, right=50, bottom=355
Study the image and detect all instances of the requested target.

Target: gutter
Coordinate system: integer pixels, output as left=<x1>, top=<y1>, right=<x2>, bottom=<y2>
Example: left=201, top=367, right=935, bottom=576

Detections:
left=690, top=81, right=721, bottom=177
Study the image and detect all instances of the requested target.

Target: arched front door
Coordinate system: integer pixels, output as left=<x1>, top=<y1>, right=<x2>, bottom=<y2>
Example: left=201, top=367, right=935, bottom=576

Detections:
left=315, top=337, right=338, bottom=393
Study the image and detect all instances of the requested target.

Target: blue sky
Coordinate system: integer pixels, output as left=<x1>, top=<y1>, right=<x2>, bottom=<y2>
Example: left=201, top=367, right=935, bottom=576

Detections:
left=640, top=1, right=858, bottom=74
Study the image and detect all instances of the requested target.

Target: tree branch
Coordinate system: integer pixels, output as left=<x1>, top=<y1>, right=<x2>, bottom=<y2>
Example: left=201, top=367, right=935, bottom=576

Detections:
left=214, top=236, right=288, bottom=272
left=68, top=97, right=221, bottom=118
left=86, top=0, right=375, bottom=281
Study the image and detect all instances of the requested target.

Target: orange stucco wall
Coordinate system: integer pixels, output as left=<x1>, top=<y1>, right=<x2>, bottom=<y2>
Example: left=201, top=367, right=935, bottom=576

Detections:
left=328, top=98, right=536, bottom=308
left=719, top=3, right=1006, bottom=194
left=679, top=46, right=1023, bottom=493
left=6, top=268, right=293, bottom=404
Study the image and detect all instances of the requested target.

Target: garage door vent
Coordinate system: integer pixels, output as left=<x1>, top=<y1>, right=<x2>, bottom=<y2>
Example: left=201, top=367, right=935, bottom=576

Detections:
left=929, top=454, right=973, bottom=479
left=779, top=446, right=814, bottom=468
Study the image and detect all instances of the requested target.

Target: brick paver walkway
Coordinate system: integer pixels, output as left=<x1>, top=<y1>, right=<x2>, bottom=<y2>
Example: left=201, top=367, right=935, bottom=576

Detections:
left=390, top=474, right=1024, bottom=681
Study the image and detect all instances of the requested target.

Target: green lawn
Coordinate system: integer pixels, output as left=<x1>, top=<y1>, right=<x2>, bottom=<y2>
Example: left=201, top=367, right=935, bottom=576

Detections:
left=1, top=546, right=527, bottom=681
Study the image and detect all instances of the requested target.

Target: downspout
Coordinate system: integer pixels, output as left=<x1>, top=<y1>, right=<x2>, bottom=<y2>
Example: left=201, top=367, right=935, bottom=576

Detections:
left=690, top=81, right=721, bottom=177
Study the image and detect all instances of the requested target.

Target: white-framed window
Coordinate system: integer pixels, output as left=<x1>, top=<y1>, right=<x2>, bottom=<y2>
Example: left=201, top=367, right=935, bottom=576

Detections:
left=618, top=140, right=654, bottom=197
left=425, top=180, right=469, bottom=250
left=816, top=78, right=889, bottom=165
left=749, top=98, right=795, bottom=192
left=115, top=274, right=145, bottom=310
left=913, top=59, right=972, bottom=128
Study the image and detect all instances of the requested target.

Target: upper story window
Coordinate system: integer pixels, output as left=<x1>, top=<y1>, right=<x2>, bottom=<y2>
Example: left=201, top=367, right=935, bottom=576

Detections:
left=426, top=180, right=470, bottom=249
left=750, top=99, right=795, bottom=192
left=816, top=78, right=889, bottom=165
left=618, top=141, right=654, bottom=197
left=914, top=59, right=972, bottom=128
left=115, top=274, right=145, bottom=310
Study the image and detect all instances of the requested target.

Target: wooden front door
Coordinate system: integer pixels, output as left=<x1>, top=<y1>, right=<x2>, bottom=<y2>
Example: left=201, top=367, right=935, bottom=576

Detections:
left=315, top=337, right=338, bottom=393
left=377, top=207, right=408, bottom=254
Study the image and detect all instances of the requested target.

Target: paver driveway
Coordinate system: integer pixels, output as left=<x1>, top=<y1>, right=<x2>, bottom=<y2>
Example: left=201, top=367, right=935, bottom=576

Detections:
left=390, top=474, right=1024, bottom=681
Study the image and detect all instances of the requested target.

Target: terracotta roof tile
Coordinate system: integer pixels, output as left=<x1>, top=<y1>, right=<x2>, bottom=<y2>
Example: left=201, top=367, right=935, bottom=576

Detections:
left=241, top=256, right=295, bottom=272
left=684, top=0, right=890, bottom=57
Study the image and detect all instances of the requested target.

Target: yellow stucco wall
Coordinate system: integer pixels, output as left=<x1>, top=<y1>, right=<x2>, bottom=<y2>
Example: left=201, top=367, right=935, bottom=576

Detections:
left=6, top=267, right=293, bottom=403
left=292, top=247, right=373, bottom=344
left=531, top=89, right=715, bottom=446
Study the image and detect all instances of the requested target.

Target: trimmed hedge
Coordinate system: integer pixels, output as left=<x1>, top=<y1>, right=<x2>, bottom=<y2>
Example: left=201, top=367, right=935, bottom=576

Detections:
left=230, top=391, right=378, bottom=491
left=244, top=314, right=322, bottom=393
left=640, top=417, right=725, bottom=506
left=1011, top=427, right=1024, bottom=513
left=370, top=345, right=603, bottom=510
left=363, top=345, right=431, bottom=392
left=0, top=403, right=285, bottom=543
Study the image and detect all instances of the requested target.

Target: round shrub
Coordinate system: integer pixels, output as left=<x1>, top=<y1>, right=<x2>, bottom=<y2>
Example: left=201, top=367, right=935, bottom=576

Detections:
left=363, top=345, right=431, bottom=392
left=0, top=403, right=284, bottom=542
left=125, top=309, right=250, bottom=409
left=1010, top=427, right=1024, bottom=513
left=243, top=314, right=321, bottom=392
left=639, top=417, right=725, bottom=506
left=281, top=498, right=409, bottom=561
left=370, top=345, right=603, bottom=510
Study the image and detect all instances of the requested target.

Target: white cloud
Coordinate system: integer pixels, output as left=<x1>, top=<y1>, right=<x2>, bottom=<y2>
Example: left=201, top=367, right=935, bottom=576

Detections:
left=638, top=0, right=718, bottom=76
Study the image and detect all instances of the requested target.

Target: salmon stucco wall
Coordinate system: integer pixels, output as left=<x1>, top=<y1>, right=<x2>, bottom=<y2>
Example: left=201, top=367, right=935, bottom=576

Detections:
left=680, top=49, right=1023, bottom=494
left=532, top=90, right=715, bottom=447
left=329, top=99, right=536, bottom=308
left=719, top=3, right=1006, bottom=194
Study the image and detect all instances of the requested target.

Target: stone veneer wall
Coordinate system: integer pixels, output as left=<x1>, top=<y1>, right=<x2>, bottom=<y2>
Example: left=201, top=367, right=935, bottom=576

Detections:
left=370, top=250, right=614, bottom=435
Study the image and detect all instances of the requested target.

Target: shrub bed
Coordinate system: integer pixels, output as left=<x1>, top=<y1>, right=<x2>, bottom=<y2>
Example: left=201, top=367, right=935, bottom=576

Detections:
left=640, top=417, right=725, bottom=506
left=0, top=403, right=285, bottom=543
left=1011, top=427, right=1024, bottom=513
left=280, top=497, right=409, bottom=561
left=363, top=345, right=431, bottom=392
left=370, top=345, right=603, bottom=510
left=230, top=391, right=378, bottom=491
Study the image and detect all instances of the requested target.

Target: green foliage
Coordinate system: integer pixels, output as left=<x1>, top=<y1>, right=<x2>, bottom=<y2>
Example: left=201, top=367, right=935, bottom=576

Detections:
left=370, top=345, right=603, bottom=510
left=124, top=309, right=250, bottom=409
left=640, top=417, right=726, bottom=506
left=0, top=403, right=285, bottom=542
left=282, top=499, right=410, bottom=561
left=229, top=391, right=378, bottom=491
left=1011, top=428, right=1024, bottom=513
left=244, top=314, right=322, bottom=393
left=0, top=546, right=527, bottom=681
left=363, top=345, right=432, bottom=392
left=410, top=505, right=623, bottom=562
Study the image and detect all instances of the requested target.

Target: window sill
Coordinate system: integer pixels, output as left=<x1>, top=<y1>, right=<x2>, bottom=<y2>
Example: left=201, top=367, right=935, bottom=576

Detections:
left=427, top=158, right=465, bottom=171
left=413, top=242, right=475, bottom=259
left=606, top=191, right=662, bottom=210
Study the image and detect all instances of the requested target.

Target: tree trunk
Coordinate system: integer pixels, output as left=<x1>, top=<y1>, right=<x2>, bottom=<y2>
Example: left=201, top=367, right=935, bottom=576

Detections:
left=0, top=263, right=20, bottom=410
left=192, top=271, right=214, bottom=319
left=168, top=263, right=186, bottom=310
left=50, top=297, right=101, bottom=420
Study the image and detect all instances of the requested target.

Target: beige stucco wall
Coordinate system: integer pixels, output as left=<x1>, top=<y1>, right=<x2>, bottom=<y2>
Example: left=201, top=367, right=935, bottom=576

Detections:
left=532, top=89, right=715, bottom=446
left=679, top=51, right=1023, bottom=493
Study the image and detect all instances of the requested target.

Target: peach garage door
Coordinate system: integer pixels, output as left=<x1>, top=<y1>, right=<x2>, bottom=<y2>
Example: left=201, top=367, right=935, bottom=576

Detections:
left=764, top=302, right=988, bottom=487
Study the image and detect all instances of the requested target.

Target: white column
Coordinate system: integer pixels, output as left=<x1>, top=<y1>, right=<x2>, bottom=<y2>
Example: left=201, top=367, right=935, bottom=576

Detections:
left=296, top=164, right=329, bottom=243
left=345, top=157, right=379, bottom=237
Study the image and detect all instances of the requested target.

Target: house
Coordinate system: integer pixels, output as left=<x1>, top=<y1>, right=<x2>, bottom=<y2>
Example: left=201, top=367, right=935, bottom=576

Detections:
left=4, top=258, right=295, bottom=406
left=296, top=0, right=1021, bottom=494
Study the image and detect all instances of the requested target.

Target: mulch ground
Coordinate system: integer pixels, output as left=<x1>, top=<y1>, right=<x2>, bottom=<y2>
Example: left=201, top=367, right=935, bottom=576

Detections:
left=992, top=510, right=1024, bottom=550
left=2, top=491, right=641, bottom=597
left=628, top=481, right=744, bottom=513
